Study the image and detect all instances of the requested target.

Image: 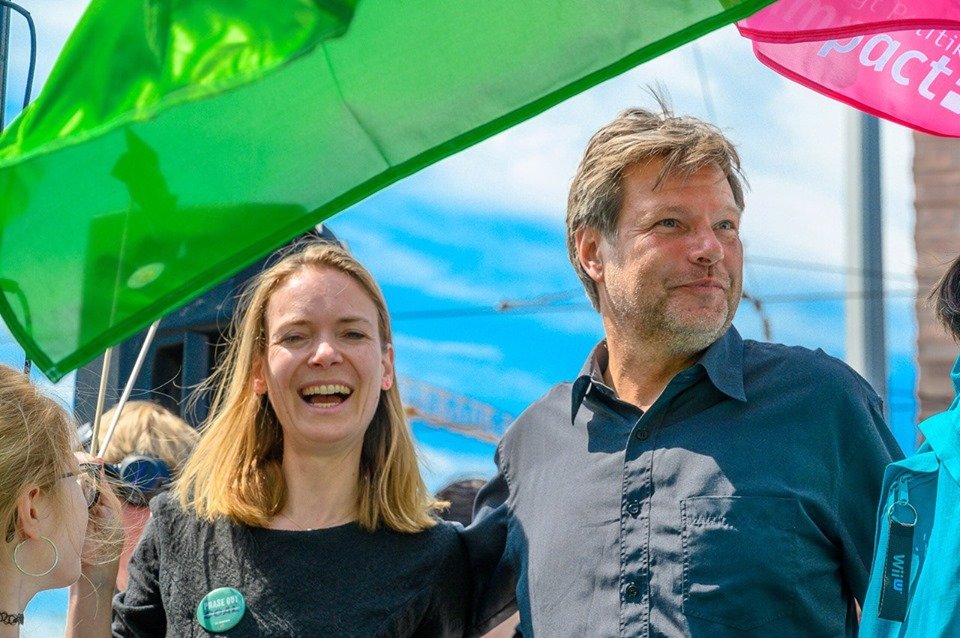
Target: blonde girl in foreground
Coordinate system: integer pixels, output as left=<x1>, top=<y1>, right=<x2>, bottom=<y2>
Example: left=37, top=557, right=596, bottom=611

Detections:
left=0, top=365, right=120, bottom=638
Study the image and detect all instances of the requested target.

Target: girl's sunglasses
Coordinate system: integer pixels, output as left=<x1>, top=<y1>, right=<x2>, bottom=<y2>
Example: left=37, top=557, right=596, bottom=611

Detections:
left=59, top=462, right=102, bottom=509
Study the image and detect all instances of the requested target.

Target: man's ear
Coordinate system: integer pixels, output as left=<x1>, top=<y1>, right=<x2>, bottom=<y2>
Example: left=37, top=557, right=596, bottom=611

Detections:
left=575, top=226, right=605, bottom=283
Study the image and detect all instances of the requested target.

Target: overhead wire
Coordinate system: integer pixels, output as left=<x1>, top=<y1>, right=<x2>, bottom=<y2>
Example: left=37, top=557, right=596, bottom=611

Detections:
left=392, top=288, right=920, bottom=321
left=757, top=288, right=916, bottom=303
left=747, top=254, right=913, bottom=281
left=741, top=290, right=773, bottom=340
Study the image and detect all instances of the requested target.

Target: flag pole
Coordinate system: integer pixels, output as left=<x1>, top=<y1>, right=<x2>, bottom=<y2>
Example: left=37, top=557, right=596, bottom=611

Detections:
left=89, top=348, right=114, bottom=452
left=97, top=319, right=161, bottom=457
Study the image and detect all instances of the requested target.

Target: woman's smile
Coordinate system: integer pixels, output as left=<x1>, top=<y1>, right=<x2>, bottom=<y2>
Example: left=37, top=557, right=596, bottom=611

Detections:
left=300, top=383, right=353, bottom=407
left=253, top=266, right=394, bottom=452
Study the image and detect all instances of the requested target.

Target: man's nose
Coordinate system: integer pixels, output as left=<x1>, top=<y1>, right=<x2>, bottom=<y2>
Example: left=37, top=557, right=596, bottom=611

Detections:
left=689, top=228, right=724, bottom=266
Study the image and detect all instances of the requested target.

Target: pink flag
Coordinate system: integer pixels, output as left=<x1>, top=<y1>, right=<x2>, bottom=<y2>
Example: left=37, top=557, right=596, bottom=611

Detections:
left=738, top=1, right=960, bottom=137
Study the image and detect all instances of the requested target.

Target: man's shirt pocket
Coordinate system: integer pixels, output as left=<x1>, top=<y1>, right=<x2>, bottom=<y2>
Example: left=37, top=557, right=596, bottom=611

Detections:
left=681, top=495, right=799, bottom=631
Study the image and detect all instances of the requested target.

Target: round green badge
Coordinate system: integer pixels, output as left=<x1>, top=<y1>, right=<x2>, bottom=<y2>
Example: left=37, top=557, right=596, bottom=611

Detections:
left=196, top=587, right=246, bottom=633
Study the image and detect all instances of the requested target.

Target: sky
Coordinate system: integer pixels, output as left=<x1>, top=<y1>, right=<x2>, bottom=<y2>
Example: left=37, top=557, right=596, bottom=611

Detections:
left=1, top=1, right=923, bottom=631
left=0, top=1, right=918, bottom=444
left=0, top=0, right=919, bottom=450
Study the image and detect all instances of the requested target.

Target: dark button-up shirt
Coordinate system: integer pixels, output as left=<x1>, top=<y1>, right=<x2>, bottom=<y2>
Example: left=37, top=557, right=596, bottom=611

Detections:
left=464, top=327, right=903, bottom=637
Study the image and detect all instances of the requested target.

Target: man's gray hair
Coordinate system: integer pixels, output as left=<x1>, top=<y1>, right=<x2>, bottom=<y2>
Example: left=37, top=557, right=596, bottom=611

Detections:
left=566, top=101, right=746, bottom=310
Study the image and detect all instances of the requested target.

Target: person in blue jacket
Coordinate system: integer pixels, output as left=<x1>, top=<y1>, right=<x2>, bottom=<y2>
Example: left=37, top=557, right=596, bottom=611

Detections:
left=862, top=253, right=960, bottom=637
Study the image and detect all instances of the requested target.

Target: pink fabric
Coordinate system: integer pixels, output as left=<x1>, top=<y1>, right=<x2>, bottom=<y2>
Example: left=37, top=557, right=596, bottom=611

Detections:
left=738, top=1, right=960, bottom=137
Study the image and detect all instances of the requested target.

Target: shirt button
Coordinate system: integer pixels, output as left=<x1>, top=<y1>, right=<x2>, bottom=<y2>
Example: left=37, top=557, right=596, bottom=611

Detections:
left=625, top=583, right=640, bottom=599
left=626, top=500, right=641, bottom=517
left=635, top=428, right=649, bottom=441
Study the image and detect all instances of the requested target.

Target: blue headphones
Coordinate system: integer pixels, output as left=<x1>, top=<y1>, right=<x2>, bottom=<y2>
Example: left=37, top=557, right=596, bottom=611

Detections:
left=105, top=455, right=172, bottom=506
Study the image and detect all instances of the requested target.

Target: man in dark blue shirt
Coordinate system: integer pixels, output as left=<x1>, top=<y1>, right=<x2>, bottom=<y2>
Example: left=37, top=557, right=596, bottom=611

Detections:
left=465, top=104, right=903, bottom=636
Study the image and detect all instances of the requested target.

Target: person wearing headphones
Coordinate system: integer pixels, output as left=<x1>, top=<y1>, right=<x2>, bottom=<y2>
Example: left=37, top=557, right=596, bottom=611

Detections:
left=96, top=401, right=199, bottom=591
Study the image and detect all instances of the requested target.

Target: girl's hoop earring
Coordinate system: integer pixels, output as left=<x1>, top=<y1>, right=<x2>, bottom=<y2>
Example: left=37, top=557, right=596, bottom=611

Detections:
left=13, top=536, right=59, bottom=577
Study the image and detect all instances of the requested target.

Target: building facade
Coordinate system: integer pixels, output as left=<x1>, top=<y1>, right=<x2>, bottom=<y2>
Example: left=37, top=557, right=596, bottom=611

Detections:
left=914, top=132, right=960, bottom=422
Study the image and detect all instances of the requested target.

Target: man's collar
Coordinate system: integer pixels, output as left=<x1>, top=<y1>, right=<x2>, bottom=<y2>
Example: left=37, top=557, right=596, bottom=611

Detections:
left=571, top=341, right=610, bottom=420
left=698, top=326, right=747, bottom=403
left=571, top=327, right=747, bottom=423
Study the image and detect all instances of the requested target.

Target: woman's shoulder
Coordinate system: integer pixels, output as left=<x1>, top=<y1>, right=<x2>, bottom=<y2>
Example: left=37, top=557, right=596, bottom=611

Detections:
left=417, top=520, right=468, bottom=573
left=370, top=520, right=466, bottom=566
left=373, top=517, right=458, bottom=543
left=146, top=490, right=219, bottom=538
left=411, top=518, right=462, bottom=543
left=143, top=492, right=250, bottom=572
left=148, top=490, right=190, bottom=521
left=421, top=519, right=464, bottom=554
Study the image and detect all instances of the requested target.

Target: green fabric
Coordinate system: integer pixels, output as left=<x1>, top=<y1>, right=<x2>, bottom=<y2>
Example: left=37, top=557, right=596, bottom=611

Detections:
left=0, top=0, right=775, bottom=381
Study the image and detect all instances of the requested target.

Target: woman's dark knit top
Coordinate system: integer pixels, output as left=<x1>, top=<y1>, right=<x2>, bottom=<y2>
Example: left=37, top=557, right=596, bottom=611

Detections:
left=112, top=492, right=470, bottom=637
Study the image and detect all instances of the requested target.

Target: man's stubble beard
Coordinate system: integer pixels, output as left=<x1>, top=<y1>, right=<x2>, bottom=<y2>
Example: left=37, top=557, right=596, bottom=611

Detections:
left=607, top=282, right=740, bottom=359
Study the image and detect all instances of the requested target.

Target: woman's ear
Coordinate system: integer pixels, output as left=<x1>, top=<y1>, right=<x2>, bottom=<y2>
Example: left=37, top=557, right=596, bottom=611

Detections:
left=15, top=485, right=44, bottom=541
left=381, top=344, right=395, bottom=391
left=252, top=358, right=268, bottom=395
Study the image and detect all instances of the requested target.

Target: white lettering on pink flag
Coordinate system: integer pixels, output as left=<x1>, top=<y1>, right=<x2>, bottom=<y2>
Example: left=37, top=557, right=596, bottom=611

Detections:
left=738, top=0, right=960, bottom=137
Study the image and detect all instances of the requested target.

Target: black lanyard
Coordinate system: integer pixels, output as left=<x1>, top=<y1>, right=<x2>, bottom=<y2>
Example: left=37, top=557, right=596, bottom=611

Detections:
left=878, top=475, right=916, bottom=622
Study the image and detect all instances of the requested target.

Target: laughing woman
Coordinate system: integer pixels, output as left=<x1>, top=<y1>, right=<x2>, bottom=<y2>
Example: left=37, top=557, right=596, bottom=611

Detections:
left=113, top=243, right=469, bottom=637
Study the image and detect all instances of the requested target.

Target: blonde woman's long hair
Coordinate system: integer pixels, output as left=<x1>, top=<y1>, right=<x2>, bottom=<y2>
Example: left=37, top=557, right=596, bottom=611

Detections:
left=175, top=242, right=440, bottom=532
left=0, top=365, right=75, bottom=544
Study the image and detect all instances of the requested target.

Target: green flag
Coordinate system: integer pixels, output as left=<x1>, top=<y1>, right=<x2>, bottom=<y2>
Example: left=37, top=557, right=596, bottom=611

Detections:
left=0, top=0, right=775, bottom=380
